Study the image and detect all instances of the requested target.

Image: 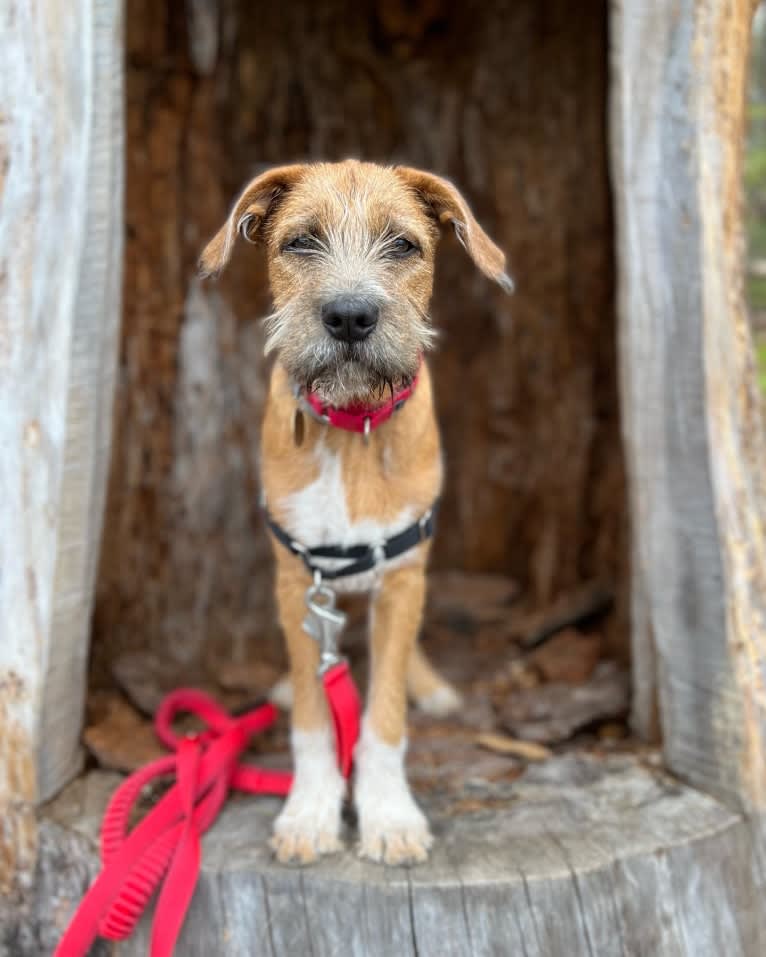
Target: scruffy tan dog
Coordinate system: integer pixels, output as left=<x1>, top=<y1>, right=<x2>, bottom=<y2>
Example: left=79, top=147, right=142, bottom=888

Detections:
left=200, top=160, right=510, bottom=866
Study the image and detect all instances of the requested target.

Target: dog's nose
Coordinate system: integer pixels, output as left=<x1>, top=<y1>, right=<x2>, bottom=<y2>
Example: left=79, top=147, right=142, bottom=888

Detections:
left=321, top=297, right=379, bottom=343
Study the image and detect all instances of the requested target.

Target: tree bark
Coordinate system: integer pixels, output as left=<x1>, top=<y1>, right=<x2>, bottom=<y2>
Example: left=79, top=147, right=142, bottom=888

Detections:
left=612, top=0, right=766, bottom=806
left=0, top=0, right=124, bottom=897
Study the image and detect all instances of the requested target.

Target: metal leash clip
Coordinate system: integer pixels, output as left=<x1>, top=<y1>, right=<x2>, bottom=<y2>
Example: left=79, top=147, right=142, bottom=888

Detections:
left=303, top=579, right=347, bottom=675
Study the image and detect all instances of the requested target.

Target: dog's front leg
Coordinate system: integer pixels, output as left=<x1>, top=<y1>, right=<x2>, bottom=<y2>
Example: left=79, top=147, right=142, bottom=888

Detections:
left=355, top=562, right=433, bottom=865
left=269, top=562, right=345, bottom=864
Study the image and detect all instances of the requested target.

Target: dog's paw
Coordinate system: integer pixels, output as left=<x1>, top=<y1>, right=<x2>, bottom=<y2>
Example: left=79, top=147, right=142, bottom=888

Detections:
left=354, top=720, right=433, bottom=866
left=270, top=821, right=343, bottom=865
left=271, top=726, right=345, bottom=865
left=413, top=682, right=463, bottom=717
left=357, top=812, right=433, bottom=866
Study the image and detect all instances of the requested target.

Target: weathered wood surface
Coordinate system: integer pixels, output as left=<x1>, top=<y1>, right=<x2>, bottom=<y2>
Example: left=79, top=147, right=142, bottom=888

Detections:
left=92, top=0, right=627, bottom=688
left=1, top=779, right=114, bottom=957
left=8, top=755, right=763, bottom=957
left=0, top=0, right=124, bottom=903
left=611, top=0, right=766, bottom=804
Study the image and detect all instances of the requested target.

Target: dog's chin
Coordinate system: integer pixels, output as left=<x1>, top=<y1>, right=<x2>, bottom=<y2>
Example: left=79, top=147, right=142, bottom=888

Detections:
left=289, top=348, right=419, bottom=407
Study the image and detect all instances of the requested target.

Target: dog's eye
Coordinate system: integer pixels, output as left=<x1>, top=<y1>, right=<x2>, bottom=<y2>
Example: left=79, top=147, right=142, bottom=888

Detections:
left=283, top=234, right=320, bottom=254
left=389, top=237, right=418, bottom=258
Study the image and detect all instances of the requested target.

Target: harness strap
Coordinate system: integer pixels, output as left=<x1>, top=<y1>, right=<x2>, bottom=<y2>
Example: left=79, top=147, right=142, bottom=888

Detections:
left=264, top=501, right=439, bottom=580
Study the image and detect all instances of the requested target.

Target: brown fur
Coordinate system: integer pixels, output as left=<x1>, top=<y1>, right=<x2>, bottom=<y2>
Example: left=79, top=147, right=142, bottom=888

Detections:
left=200, top=160, right=509, bottom=864
left=200, top=161, right=511, bottom=407
left=262, top=362, right=442, bottom=742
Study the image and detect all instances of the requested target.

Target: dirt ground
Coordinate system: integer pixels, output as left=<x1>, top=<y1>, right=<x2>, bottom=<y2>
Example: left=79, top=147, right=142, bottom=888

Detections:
left=83, top=570, right=638, bottom=812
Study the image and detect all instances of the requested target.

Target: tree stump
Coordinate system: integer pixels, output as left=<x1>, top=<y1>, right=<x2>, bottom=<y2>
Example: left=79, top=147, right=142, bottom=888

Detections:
left=4, top=0, right=766, bottom=953
left=0, top=0, right=124, bottom=904
left=19, top=755, right=764, bottom=957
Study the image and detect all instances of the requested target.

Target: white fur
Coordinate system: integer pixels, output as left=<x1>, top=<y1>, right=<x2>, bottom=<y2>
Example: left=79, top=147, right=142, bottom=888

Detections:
left=354, top=718, right=432, bottom=865
left=271, top=726, right=346, bottom=862
left=268, top=675, right=294, bottom=710
left=278, top=442, right=419, bottom=593
left=414, top=683, right=463, bottom=717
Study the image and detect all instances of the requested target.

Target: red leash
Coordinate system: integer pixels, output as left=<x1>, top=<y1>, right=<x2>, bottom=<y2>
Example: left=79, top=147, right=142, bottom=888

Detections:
left=54, top=664, right=360, bottom=957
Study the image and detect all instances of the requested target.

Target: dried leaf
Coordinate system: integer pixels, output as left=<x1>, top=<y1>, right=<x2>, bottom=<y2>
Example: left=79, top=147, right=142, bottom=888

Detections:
left=475, top=732, right=552, bottom=762
left=529, top=628, right=602, bottom=685
left=597, top=721, right=628, bottom=741
left=83, top=695, right=164, bottom=772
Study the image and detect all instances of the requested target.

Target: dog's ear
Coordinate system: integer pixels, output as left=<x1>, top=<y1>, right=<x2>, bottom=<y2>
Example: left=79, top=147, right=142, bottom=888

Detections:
left=395, top=167, right=513, bottom=293
left=198, top=164, right=307, bottom=278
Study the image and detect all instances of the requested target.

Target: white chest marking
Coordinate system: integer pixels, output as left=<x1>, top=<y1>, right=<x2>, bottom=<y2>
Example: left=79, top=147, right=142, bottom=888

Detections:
left=278, top=444, right=417, bottom=592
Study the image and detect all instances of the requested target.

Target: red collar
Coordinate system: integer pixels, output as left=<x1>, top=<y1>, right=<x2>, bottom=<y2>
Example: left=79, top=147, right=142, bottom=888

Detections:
left=300, top=367, right=421, bottom=435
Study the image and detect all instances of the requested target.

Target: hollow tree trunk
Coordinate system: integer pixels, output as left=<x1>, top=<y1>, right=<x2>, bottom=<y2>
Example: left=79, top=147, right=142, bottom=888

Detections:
left=611, top=0, right=766, bottom=806
left=0, top=0, right=124, bottom=902
left=94, top=0, right=626, bottom=680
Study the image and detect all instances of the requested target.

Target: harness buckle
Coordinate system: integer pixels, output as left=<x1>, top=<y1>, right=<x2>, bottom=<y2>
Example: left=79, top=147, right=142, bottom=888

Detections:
left=371, top=542, right=386, bottom=567
left=303, top=582, right=347, bottom=676
left=418, top=508, right=433, bottom=541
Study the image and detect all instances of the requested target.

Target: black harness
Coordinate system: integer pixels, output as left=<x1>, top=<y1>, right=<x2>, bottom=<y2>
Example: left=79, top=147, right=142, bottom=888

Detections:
left=264, top=502, right=438, bottom=581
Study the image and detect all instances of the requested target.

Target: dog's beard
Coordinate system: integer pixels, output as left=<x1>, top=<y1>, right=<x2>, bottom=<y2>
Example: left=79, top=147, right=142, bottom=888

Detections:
left=293, top=345, right=415, bottom=406
left=307, top=355, right=406, bottom=406
left=264, top=303, right=435, bottom=406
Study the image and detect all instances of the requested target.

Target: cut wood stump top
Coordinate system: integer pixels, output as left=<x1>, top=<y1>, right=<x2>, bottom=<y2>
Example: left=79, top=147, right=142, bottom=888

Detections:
left=35, top=753, right=760, bottom=957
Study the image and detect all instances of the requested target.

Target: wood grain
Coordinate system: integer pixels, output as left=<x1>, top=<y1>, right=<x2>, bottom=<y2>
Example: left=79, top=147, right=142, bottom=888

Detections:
left=10, top=755, right=764, bottom=956
left=611, top=0, right=766, bottom=807
left=0, top=0, right=124, bottom=898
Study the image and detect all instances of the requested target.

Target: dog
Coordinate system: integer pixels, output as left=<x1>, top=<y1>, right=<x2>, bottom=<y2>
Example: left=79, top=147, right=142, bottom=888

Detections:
left=199, top=160, right=510, bottom=865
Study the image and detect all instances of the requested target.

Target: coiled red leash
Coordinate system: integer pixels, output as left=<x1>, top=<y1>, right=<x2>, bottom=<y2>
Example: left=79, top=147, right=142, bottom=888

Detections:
left=54, top=666, right=360, bottom=957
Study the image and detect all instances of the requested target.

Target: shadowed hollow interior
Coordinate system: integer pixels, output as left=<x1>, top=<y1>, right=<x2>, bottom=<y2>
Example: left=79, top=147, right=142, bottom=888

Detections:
left=91, top=0, right=625, bottom=689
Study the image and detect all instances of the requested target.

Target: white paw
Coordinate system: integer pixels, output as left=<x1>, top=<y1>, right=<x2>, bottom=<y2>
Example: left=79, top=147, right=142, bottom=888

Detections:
left=354, top=719, right=433, bottom=866
left=270, top=818, right=343, bottom=865
left=271, top=727, right=345, bottom=865
left=413, top=683, right=463, bottom=717
left=268, top=675, right=293, bottom=710
left=357, top=807, right=433, bottom=865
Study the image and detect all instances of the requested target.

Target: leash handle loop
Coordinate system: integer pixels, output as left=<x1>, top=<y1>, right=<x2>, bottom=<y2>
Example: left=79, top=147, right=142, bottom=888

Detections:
left=54, top=678, right=358, bottom=957
left=53, top=690, right=296, bottom=957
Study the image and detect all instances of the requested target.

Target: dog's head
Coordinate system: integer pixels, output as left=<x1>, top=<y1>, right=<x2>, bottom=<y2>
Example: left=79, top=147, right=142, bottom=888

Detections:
left=200, top=160, right=511, bottom=404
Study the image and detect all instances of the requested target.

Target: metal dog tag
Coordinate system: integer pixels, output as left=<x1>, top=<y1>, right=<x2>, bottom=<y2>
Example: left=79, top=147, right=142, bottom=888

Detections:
left=293, top=407, right=305, bottom=447
left=303, top=582, right=347, bottom=675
